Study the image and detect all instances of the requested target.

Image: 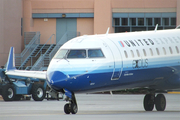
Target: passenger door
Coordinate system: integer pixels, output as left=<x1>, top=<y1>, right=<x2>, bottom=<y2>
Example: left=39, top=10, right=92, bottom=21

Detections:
left=100, top=37, right=123, bottom=80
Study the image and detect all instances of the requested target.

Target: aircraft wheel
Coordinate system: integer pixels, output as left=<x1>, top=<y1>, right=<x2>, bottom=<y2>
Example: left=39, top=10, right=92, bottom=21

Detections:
left=2, top=84, right=15, bottom=101
left=143, top=94, right=154, bottom=111
left=71, top=103, right=78, bottom=114
left=31, top=84, right=46, bottom=101
left=64, top=103, right=71, bottom=114
left=155, top=94, right=166, bottom=111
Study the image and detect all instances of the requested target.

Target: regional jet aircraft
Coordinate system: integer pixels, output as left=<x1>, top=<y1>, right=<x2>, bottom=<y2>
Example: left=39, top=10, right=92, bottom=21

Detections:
left=5, top=26, right=180, bottom=114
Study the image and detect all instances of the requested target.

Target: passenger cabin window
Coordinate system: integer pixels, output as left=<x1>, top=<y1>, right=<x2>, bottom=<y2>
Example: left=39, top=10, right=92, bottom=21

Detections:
left=53, top=49, right=68, bottom=59
left=143, top=49, right=146, bottom=56
left=67, top=50, right=86, bottom=58
left=150, top=48, right=153, bottom=56
left=131, top=50, right=134, bottom=58
left=124, top=51, right=128, bottom=58
left=175, top=46, right=179, bottom=54
left=169, top=47, right=173, bottom=54
left=88, top=49, right=104, bottom=58
left=156, top=48, right=160, bottom=55
left=136, top=49, right=140, bottom=57
left=163, top=47, right=166, bottom=55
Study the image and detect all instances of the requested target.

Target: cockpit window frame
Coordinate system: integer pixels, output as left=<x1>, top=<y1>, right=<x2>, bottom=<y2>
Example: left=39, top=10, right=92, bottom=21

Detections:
left=67, top=49, right=87, bottom=59
left=53, top=48, right=105, bottom=59
left=53, top=49, right=69, bottom=59
left=88, top=48, right=105, bottom=58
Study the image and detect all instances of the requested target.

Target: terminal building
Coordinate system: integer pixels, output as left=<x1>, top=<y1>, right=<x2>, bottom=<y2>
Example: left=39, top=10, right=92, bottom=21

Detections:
left=0, top=0, right=180, bottom=69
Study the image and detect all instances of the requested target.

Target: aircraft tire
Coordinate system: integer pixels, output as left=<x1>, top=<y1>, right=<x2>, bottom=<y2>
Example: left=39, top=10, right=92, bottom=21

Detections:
left=64, top=103, right=71, bottom=114
left=2, top=84, right=15, bottom=101
left=71, top=103, right=78, bottom=114
left=143, top=94, right=154, bottom=111
left=31, top=84, right=45, bottom=101
left=155, top=94, right=166, bottom=111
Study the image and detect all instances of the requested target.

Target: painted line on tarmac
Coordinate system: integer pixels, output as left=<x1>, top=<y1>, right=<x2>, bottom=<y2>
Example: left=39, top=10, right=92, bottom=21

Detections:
left=168, top=92, right=180, bottom=94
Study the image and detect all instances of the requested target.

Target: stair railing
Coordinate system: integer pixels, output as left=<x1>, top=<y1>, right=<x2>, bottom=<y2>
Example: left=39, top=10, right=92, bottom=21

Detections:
left=16, top=32, right=40, bottom=69
left=32, top=34, right=55, bottom=58
left=30, top=55, right=45, bottom=71
left=29, top=34, right=55, bottom=70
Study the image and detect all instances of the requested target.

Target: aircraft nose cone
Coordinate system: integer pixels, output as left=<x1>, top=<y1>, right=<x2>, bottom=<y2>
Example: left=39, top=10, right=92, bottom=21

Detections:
left=47, top=71, right=68, bottom=89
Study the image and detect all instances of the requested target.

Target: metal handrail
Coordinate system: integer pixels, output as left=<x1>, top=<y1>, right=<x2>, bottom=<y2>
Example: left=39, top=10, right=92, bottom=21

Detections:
left=30, top=55, right=45, bottom=71
left=16, top=32, right=40, bottom=69
left=32, top=34, right=55, bottom=57
left=30, top=44, right=55, bottom=71
left=21, top=32, right=40, bottom=56
left=29, top=34, right=56, bottom=70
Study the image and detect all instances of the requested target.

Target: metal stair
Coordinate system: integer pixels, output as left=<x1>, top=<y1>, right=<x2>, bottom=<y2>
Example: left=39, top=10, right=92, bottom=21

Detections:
left=15, top=31, right=80, bottom=71
left=26, top=34, right=56, bottom=70
left=15, top=32, right=40, bottom=69
left=30, top=44, right=56, bottom=71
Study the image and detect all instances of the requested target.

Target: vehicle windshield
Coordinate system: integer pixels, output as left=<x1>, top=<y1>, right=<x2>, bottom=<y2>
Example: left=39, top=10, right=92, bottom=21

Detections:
left=53, top=49, right=68, bottom=59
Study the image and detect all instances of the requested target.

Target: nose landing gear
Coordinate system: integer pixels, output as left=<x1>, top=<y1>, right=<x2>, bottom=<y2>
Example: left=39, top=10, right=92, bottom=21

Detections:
left=143, top=93, right=166, bottom=111
left=64, top=90, right=78, bottom=114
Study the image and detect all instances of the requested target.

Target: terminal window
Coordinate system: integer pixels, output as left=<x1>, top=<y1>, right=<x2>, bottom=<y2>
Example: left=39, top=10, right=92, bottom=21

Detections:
left=122, top=18, right=128, bottom=26
left=113, top=17, right=176, bottom=33
left=138, top=18, right=144, bottom=26
left=146, top=18, right=152, bottom=26
left=130, top=18, right=136, bottom=26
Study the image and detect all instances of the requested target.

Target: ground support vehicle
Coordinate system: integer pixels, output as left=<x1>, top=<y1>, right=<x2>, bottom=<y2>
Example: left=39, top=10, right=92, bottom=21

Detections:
left=0, top=68, right=46, bottom=101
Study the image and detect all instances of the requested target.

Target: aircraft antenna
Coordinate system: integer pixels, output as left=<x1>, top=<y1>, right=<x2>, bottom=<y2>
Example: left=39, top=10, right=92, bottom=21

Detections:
left=154, top=24, right=158, bottom=32
left=106, top=27, right=110, bottom=35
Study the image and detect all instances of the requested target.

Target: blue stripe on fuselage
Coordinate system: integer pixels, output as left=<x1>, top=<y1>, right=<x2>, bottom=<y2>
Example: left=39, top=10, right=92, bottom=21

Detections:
left=49, top=65, right=180, bottom=93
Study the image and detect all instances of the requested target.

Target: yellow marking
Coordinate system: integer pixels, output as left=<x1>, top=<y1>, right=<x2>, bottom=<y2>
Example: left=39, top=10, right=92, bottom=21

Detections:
left=168, top=92, right=180, bottom=94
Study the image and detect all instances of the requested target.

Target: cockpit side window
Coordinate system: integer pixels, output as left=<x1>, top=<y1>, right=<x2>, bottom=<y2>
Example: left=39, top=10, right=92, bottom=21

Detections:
left=53, top=49, right=68, bottom=59
left=67, top=50, right=86, bottom=58
left=88, top=49, right=104, bottom=58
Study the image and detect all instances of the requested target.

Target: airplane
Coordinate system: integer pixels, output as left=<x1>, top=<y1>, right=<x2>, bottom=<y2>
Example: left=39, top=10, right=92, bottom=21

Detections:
left=4, top=25, right=180, bottom=114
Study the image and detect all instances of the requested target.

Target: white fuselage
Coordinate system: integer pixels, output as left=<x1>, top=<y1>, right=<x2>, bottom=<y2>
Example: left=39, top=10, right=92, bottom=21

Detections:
left=46, top=29, right=180, bottom=93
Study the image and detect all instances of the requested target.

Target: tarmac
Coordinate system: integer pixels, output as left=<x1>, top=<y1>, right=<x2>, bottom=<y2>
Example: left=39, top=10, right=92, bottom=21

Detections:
left=0, top=94, right=179, bottom=120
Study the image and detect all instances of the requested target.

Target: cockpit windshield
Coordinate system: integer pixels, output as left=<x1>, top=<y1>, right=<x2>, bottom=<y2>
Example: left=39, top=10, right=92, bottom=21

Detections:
left=67, top=50, right=86, bottom=58
left=53, top=49, right=68, bottom=59
left=88, top=49, right=104, bottom=58
left=53, top=49, right=104, bottom=59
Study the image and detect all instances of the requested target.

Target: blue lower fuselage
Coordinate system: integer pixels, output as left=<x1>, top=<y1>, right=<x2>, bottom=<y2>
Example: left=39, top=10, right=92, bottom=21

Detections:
left=46, top=65, right=180, bottom=93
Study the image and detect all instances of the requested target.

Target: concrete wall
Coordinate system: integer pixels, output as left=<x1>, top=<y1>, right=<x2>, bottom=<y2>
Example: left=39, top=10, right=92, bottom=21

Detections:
left=32, top=19, right=56, bottom=44
left=112, top=0, right=177, bottom=8
left=177, top=0, right=180, bottom=26
left=77, top=18, right=94, bottom=35
left=94, top=0, right=113, bottom=34
left=0, top=0, right=22, bottom=66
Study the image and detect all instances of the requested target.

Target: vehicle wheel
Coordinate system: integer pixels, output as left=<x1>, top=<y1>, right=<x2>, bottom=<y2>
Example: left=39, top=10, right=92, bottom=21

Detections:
left=2, top=84, right=15, bottom=101
left=143, top=94, right=154, bottom=111
left=31, top=84, right=45, bottom=101
left=71, top=103, right=78, bottom=114
left=64, top=103, right=71, bottom=114
left=155, top=94, right=166, bottom=111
